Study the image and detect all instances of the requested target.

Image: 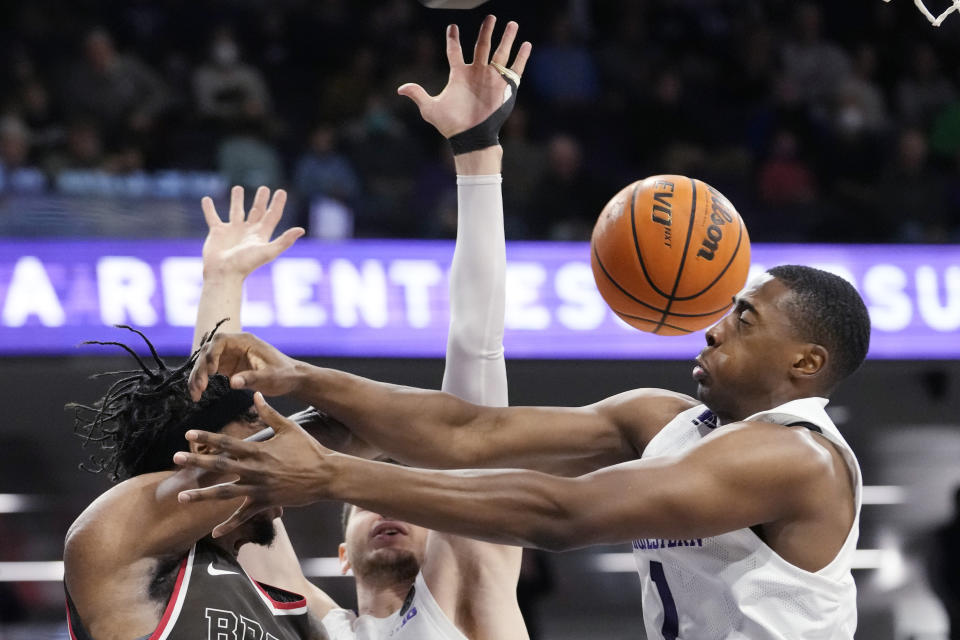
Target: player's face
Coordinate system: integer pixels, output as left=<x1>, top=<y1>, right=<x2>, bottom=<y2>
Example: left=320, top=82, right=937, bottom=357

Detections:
left=694, top=274, right=808, bottom=422
left=200, top=414, right=281, bottom=554
left=339, top=506, right=428, bottom=584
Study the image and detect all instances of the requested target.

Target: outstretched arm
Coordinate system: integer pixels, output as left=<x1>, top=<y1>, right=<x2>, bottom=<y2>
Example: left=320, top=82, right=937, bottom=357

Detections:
left=400, top=16, right=528, bottom=639
left=192, top=185, right=303, bottom=350
left=190, top=186, right=338, bottom=617
left=188, top=336, right=692, bottom=475
left=174, top=397, right=834, bottom=556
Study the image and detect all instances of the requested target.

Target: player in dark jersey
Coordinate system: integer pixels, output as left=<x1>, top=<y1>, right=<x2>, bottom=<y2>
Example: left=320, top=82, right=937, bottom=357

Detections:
left=63, top=189, right=326, bottom=640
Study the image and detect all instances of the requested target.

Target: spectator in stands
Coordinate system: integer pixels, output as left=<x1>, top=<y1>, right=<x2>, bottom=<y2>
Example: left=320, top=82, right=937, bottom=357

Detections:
left=834, top=45, right=889, bottom=137
left=44, top=119, right=105, bottom=174
left=319, top=47, right=379, bottom=122
left=929, top=99, right=960, bottom=161
left=896, top=44, right=957, bottom=129
left=758, top=129, right=818, bottom=208
left=217, top=134, right=283, bottom=193
left=193, top=26, right=273, bottom=132
left=0, top=116, right=31, bottom=170
left=61, top=28, right=169, bottom=138
left=527, top=13, right=600, bottom=111
left=876, top=128, right=949, bottom=242
left=528, top=133, right=607, bottom=241
left=500, top=106, right=546, bottom=231
left=293, top=123, right=362, bottom=233
left=756, top=129, right=820, bottom=241
left=413, top=141, right=458, bottom=239
left=18, top=78, right=63, bottom=154
left=630, top=69, right=707, bottom=171
left=780, top=3, right=851, bottom=113
left=294, top=124, right=360, bottom=205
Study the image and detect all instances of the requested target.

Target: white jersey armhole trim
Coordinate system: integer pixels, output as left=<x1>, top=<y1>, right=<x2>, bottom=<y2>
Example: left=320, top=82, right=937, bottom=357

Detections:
left=744, top=398, right=863, bottom=580
left=412, top=572, right=470, bottom=640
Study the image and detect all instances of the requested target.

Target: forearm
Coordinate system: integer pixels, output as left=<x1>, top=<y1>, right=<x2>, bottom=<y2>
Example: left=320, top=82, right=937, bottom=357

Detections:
left=193, top=272, right=244, bottom=352
left=327, top=453, right=584, bottom=551
left=288, top=364, right=635, bottom=473
left=443, top=164, right=507, bottom=407
left=290, top=364, right=486, bottom=468
left=295, top=146, right=509, bottom=460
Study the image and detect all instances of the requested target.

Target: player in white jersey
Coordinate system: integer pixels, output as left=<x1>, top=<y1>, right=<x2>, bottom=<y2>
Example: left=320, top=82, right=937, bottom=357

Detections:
left=172, top=26, right=870, bottom=640
left=630, top=398, right=860, bottom=638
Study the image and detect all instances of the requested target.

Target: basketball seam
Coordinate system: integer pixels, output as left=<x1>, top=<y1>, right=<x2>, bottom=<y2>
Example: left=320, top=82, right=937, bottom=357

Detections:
left=593, top=246, right=670, bottom=315
left=594, top=242, right=734, bottom=318
left=611, top=311, right=693, bottom=334
left=670, top=212, right=745, bottom=301
left=629, top=182, right=673, bottom=299
left=654, top=178, right=699, bottom=332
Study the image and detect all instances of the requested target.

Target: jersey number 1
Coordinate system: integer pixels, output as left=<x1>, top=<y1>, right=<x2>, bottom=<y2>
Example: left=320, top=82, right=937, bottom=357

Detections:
left=649, top=561, right=679, bottom=640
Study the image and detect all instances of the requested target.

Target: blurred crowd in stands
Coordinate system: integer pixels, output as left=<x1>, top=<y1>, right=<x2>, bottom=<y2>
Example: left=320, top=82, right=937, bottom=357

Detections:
left=1, top=0, right=959, bottom=242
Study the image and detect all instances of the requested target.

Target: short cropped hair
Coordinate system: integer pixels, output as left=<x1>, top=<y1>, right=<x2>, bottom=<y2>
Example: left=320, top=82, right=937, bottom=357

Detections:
left=769, top=265, right=871, bottom=388
left=68, top=323, right=255, bottom=482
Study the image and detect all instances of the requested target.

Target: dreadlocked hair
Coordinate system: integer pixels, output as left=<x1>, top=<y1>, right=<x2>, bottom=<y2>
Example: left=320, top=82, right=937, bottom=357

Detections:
left=67, top=320, right=256, bottom=483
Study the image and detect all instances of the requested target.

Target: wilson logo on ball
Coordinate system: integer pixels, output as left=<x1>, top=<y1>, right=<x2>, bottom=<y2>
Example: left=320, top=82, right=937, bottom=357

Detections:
left=697, top=186, right=736, bottom=262
left=590, top=175, right=751, bottom=335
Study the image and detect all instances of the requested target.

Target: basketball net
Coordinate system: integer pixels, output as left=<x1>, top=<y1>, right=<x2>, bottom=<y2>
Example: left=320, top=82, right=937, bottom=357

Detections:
left=884, top=0, right=960, bottom=26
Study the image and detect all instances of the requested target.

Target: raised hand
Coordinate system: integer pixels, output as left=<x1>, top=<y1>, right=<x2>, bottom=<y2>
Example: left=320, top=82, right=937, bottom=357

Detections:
left=188, top=332, right=303, bottom=401
left=173, top=393, right=334, bottom=537
left=201, top=185, right=305, bottom=280
left=398, top=15, right=531, bottom=139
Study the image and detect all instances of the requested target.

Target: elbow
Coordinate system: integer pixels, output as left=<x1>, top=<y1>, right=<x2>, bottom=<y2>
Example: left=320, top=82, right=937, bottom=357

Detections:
left=522, top=480, right=591, bottom=552
left=530, top=530, right=578, bottom=553
left=526, top=514, right=585, bottom=553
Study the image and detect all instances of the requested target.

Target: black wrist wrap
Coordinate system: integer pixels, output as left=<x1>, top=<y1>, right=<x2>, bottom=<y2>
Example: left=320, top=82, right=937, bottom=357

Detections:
left=448, top=73, right=519, bottom=156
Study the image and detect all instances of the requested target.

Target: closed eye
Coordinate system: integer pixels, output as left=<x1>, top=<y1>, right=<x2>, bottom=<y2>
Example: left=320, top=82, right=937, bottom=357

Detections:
left=732, top=296, right=755, bottom=326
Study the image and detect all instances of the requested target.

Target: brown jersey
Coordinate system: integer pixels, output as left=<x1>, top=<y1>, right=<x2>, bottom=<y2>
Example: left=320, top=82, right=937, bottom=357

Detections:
left=66, top=539, right=322, bottom=640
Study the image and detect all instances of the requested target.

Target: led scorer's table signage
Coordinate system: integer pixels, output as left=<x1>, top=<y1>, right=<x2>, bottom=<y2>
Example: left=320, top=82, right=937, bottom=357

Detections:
left=0, top=240, right=956, bottom=359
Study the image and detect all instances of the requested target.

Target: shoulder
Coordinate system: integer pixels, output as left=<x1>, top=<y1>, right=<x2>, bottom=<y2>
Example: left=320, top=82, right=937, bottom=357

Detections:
left=699, top=421, right=838, bottom=487
left=66, top=472, right=171, bottom=552
left=319, top=607, right=357, bottom=639
left=65, top=471, right=184, bottom=586
left=420, top=535, right=526, bottom=640
left=592, top=388, right=699, bottom=450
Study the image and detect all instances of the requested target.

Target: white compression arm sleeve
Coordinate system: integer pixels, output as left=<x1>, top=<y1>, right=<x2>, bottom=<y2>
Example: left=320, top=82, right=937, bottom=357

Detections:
left=441, top=174, right=508, bottom=408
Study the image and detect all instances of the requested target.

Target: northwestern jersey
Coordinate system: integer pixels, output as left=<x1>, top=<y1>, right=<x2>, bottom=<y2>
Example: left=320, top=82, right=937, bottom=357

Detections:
left=632, top=398, right=861, bottom=640
left=321, top=572, right=467, bottom=640
left=66, top=539, right=321, bottom=640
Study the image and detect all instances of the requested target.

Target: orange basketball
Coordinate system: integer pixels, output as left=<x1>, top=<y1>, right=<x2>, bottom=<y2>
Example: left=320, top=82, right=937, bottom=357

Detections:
left=590, top=175, right=751, bottom=335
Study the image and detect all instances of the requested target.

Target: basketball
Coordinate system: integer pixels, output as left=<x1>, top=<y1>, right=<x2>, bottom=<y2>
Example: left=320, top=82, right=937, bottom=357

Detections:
left=590, top=175, right=751, bottom=335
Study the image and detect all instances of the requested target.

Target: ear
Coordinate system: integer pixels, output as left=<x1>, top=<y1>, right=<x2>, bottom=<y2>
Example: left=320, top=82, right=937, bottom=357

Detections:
left=791, top=343, right=828, bottom=379
left=338, top=542, right=352, bottom=575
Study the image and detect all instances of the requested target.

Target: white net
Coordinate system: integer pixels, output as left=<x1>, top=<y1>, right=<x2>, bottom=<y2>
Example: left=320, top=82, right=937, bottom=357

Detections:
left=884, top=0, right=960, bottom=26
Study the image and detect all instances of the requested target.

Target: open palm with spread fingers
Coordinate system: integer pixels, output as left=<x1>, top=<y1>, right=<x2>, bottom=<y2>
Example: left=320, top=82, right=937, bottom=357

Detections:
left=201, top=185, right=304, bottom=280
left=398, top=15, right=532, bottom=138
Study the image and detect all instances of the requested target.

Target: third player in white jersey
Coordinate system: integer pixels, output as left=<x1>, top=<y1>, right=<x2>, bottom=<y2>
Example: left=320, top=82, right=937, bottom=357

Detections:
left=322, top=573, right=469, bottom=640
